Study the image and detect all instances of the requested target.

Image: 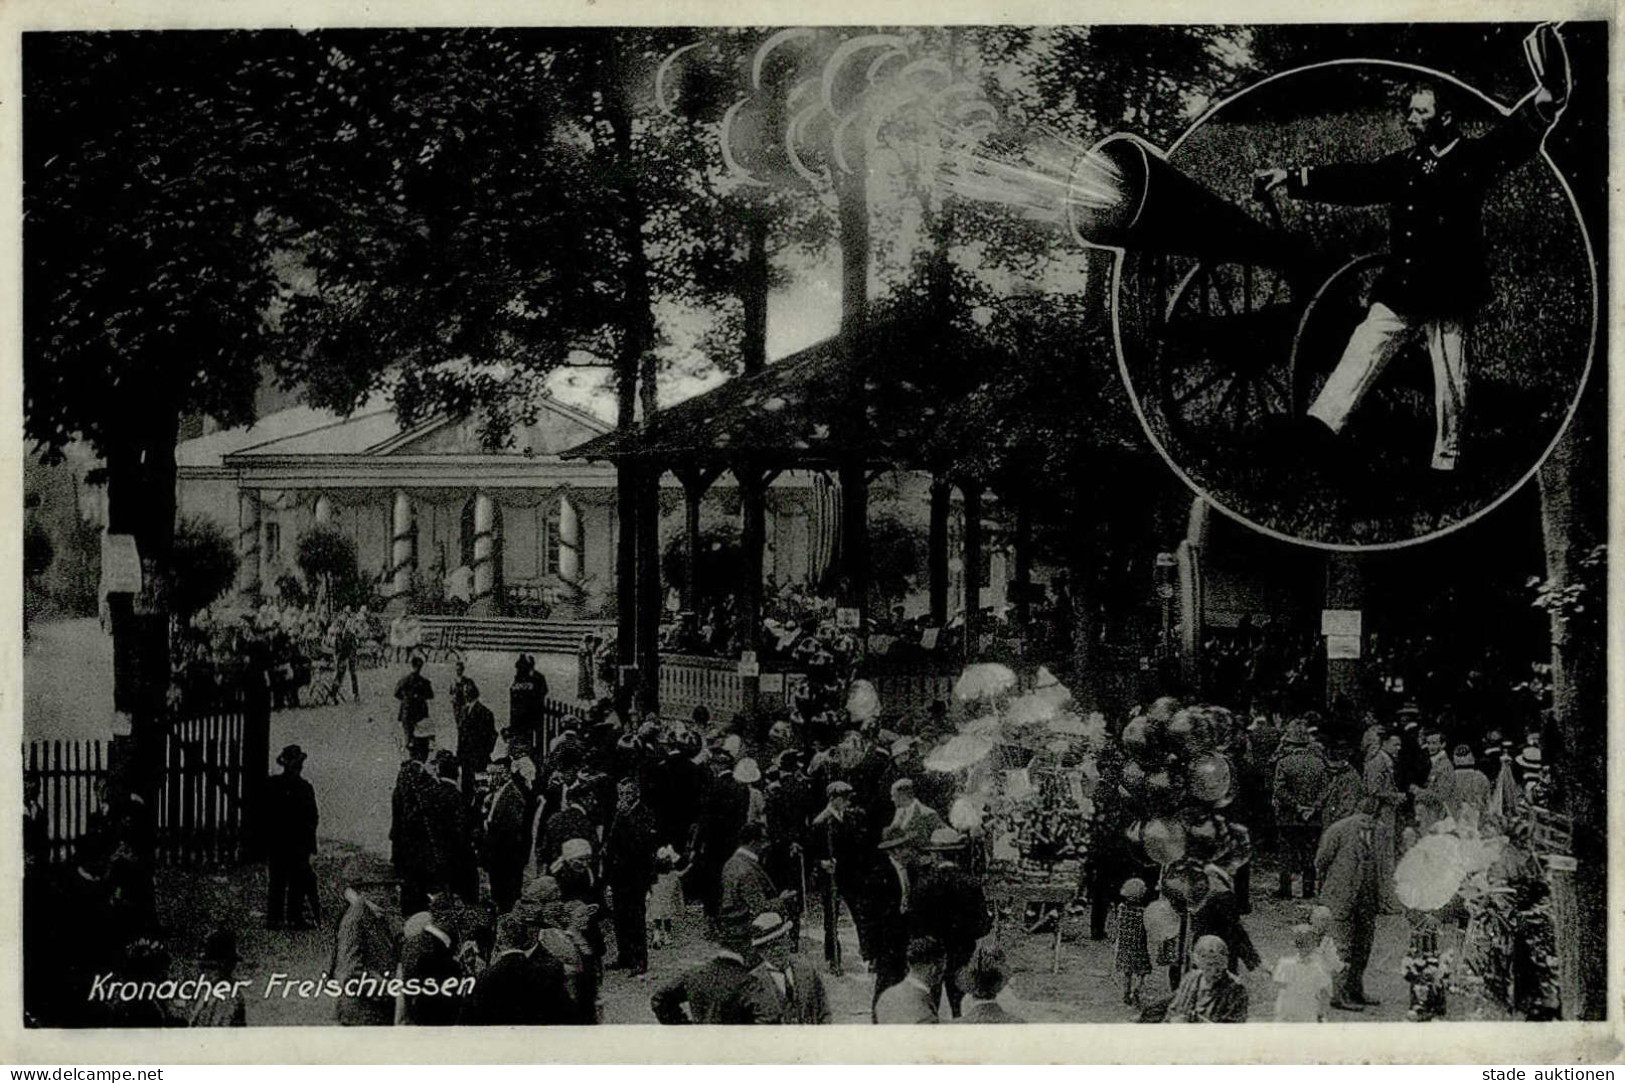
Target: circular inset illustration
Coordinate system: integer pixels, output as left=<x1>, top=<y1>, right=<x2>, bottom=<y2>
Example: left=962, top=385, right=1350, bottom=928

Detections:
left=1079, top=52, right=1594, bottom=549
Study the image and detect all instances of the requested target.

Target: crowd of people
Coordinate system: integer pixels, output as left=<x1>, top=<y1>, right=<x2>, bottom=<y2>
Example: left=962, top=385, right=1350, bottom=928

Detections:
left=24, top=620, right=1557, bottom=1028
left=173, top=604, right=379, bottom=711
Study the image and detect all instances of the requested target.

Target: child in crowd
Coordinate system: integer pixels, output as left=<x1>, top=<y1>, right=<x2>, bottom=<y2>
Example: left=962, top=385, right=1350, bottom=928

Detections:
left=1273, top=924, right=1333, bottom=1022
left=1114, top=878, right=1151, bottom=1006
left=1309, top=905, right=1344, bottom=982
left=648, top=845, right=687, bottom=950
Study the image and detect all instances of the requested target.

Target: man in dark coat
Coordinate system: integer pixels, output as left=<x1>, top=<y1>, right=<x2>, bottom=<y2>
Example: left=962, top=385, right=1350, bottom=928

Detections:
left=508, top=655, right=548, bottom=748
left=396, top=896, right=466, bottom=1025
left=650, top=931, right=765, bottom=1024
left=691, top=755, right=749, bottom=929
left=1315, top=797, right=1385, bottom=1010
left=540, top=786, right=598, bottom=871
left=390, top=737, right=435, bottom=916
left=1272, top=721, right=1329, bottom=899
left=460, top=915, right=574, bottom=1025
left=604, top=777, right=659, bottom=974
left=908, top=828, right=991, bottom=1019
left=482, top=757, right=533, bottom=914
left=265, top=744, right=319, bottom=929
left=866, top=825, right=917, bottom=1019
left=744, top=911, right=831, bottom=1024
left=449, top=661, right=478, bottom=731
left=809, top=781, right=873, bottom=971
left=455, top=682, right=497, bottom=802
left=393, top=656, right=433, bottom=745
left=427, top=751, right=479, bottom=904
left=1259, top=77, right=1564, bottom=472
left=718, top=821, right=794, bottom=941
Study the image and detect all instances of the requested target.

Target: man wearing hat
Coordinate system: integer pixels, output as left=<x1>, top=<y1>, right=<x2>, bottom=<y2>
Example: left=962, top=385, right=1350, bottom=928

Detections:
left=393, top=656, right=434, bottom=746
left=328, top=855, right=399, bottom=1026
left=1272, top=719, right=1328, bottom=900
left=604, top=777, right=660, bottom=974
left=909, top=827, right=991, bottom=1019
left=650, top=926, right=766, bottom=1024
left=396, top=893, right=465, bottom=1025
left=265, top=744, right=319, bottom=930
left=427, top=750, right=478, bottom=904
left=484, top=755, right=535, bottom=914
left=744, top=911, right=831, bottom=1025
left=455, top=679, right=497, bottom=803
left=867, top=824, right=919, bottom=1015
left=887, top=778, right=947, bottom=851
left=810, top=779, right=871, bottom=974
left=391, top=736, right=437, bottom=916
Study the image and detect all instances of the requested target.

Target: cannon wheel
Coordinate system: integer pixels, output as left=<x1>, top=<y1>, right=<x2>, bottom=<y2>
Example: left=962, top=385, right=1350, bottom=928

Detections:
left=1154, top=257, right=1297, bottom=447
left=1289, top=252, right=1434, bottom=424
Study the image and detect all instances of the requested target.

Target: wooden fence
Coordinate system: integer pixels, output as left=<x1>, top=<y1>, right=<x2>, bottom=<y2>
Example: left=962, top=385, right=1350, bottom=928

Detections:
left=23, top=739, right=106, bottom=865
left=157, top=698, right=248, bottom=865
left=24, top=695, right=258, bottom=868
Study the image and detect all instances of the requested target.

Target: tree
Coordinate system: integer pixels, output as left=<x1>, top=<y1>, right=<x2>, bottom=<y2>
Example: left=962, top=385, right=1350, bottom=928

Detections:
left=23, top=519, right=55, bottom=581
left=296, top=525, right=369, bottom=612
left=170, top=517, right=239, bottom=619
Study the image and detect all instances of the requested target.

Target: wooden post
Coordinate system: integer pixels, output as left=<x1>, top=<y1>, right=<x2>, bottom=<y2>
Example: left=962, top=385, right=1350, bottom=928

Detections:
left=928, top=476, right=950, bottom=628
left=635, top=465, right=662, bottom=713
left=961, top=481, right=984, bottom=662
left=735, top=460, right=779, bottom=715
left=615, top=460, right=640, bottom=677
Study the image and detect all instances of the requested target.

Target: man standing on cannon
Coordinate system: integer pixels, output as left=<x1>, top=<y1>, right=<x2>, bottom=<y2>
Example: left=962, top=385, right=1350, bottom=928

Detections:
left=1257, top=27, right=1570, bottom=472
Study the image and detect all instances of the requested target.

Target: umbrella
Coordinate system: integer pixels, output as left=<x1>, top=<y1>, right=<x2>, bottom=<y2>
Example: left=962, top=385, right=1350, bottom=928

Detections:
left=925, top=733, right=995, bottom=773
left=1394, top=834, right=1469, bottom=911
left=962, top=714, right=1004, bottom=739
left=1006, top=691, right=1062, bottom=727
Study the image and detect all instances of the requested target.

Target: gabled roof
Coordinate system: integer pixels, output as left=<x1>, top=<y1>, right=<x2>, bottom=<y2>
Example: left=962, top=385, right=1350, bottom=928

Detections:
left=562, top=318, right=1004, bottom=471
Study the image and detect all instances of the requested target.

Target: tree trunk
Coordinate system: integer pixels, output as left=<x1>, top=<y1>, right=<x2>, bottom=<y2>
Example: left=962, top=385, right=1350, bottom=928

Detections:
left=741, top=207, right=769, bottom=377
left=835, top=147, right=870, bottom=630
left=1537, top=415, right=1605, bottom=1020
left=961, top=481, right=983, bottom=663
left=1067, top=478, right=1101, bottom=711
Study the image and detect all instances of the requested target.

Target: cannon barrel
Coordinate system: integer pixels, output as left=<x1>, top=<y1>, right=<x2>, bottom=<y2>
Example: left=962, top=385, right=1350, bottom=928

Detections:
left=1068, top=134, right=1304, bottom=269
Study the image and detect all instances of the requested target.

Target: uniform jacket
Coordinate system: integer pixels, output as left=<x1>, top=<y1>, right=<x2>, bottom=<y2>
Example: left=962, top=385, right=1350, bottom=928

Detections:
left=265, top=772, right=318, bottom=857
left=875, top=975, right=939, bottom=1024
left=650, top=955, right=764, bottom=1024
left=329, top=895, right=399, bottom=1026
left=719, top=847, right=780, bottom=929
left=1286, top=101, right=1549, bottom=318
left=1314, top=812, right=1381, bottom=921
left=508, top=674, right=548, bottom=735
left=747, top=959, right=832, bottom=1024
left=1272, top=741, right=1329, bottom=823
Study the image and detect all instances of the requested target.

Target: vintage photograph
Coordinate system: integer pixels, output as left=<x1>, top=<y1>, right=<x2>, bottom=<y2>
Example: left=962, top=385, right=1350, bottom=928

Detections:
left=16, top=19, right=1607, bottom=1045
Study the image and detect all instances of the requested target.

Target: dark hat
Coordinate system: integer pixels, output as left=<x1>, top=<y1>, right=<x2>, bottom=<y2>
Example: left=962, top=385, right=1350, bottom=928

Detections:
left=277, top=744, right=308, bottom=767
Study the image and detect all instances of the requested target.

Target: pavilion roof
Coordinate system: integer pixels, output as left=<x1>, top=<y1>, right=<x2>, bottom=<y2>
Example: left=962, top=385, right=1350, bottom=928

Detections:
left=561, top=318, right=1003, bottom=472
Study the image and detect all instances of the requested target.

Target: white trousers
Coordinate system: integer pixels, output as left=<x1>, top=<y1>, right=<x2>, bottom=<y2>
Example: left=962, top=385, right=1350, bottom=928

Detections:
left=1307, top=302, right=1466, bottom=471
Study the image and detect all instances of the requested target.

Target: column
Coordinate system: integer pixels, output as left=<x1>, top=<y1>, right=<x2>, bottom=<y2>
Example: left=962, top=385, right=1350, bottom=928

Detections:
left=961, top=481, right=983, bottom=661
left=313, top=493, right=333, bottom=527
left=389, top=489, right=415, bottom=608
left=470, top=492, right=497, bottom=615
left=237, top=489, right=262, bottom=599
left=928, top=476, right=950, bottom=628
left=557, top=495, right=581, bottom=584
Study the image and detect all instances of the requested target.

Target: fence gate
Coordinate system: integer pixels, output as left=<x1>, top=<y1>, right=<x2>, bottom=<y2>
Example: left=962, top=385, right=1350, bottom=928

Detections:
left=23, top=739, right=106, bottom=865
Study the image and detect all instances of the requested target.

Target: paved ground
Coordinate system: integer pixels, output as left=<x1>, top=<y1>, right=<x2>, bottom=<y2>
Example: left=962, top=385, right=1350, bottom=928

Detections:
left=29, top=618, right=1415, bottom=1024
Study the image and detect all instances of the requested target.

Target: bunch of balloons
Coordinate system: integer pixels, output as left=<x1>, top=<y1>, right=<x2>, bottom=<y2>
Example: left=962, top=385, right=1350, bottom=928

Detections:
left=1117, top=699, right=1249, bottom=904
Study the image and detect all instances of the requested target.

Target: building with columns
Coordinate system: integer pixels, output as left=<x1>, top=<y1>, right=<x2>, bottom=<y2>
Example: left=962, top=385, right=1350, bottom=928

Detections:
left=175, top=395, right=824, bottom=617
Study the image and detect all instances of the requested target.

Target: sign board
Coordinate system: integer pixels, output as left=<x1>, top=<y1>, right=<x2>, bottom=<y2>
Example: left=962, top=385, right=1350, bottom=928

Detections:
left=101, top=534, right=142, bottom=595
left=737, top=651, right=760, bottom=678
left=1321, top=608, right=1362, bottom=638
left=836, top=607, right=861, bottom=630
left=1326, top=634, right=1362, bottom=660
left=759, top=672, right=784, bottom=694
left=920, top=627, right=940, bottom=650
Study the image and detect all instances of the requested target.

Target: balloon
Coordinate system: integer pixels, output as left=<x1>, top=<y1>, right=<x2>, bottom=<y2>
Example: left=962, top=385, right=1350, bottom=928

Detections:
left=954, top=662, right=1017, bottom=703
left=1167, top=709, right=1196, bottom=744
left=846, top=679, right=881, bottom=722
left=1146, top=696, right=1180, bottom=723
left=1142, top=817, right=1188, bottom=866
left=1121, top=761, right=1147, bottom=792
left=1190, top=753, right=1233, bottom=804
left=1121, top=717, right=1152, bottom=757
left=1144, top=898, right=1180, bottom=946
left=925, top=734, right=994, bottom=773
left=1394, top=835, right=1469, bottom=911
left=949, top=796, right=984, bottom=831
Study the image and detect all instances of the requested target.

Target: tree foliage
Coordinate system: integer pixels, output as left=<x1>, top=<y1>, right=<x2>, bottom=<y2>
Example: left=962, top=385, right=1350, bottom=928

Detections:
left=170, top=516, right=239, bottom=617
